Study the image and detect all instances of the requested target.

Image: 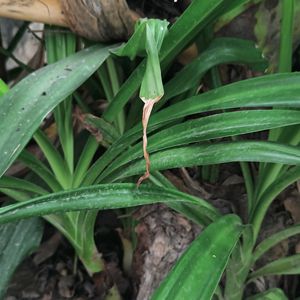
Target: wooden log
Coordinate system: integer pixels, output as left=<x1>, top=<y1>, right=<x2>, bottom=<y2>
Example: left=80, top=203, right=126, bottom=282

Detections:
left=0, top=0, right=137, bottom=41
left=0, top=0, right=67, bottom=27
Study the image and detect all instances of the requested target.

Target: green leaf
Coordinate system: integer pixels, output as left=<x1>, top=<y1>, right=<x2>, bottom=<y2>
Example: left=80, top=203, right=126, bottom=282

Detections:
left=246, top=288, right=289, bottom=300
left=278, top=0, right=294, bottom=73
left=0, top=79, right=9, bottom=96
left=150, top=171, right=213, bottom=225
left=151, top=215, right=243, bottom=300
left=0, top=218, right=43, bottom=298
left=0, top=188, right=30, bottom=202
left=162, top=37, right=268, bottom=103
left=113, top=19, right=169, bottom=101
left=0, top=184, right=219, bottom=225
left=98, top=109, right=300, bottom=181
left=73, top=136, right=100, bottom=189
left=139, top=21, right=165, bottom=101
left=83, top=114, right=120, bottom=146
left=250, top=254, right=300, bottom=279
left=251, top=166, right=300, bottom=240
left=160, top=0, right=236, bottom=68
left=18, top=150, right=62, bottom=192
left=255, top=125, right=300, bottom=202
left=151, top=73, right=300, bottom=127
left=45, top=28, right=77, bottom=174
left=107, top=141, right=300, bottom=182
left=224, top=226, right=254, bottom=299
left=113, top=19, right=168, bottom=60
left=253, top=224, right=300, bottom=262
left=33, top=130, right=71, bottom=189
left=0, top=176, right=47, bottom=195
left=0, top=44, right=113, bottom=177
left=215, top=1, right=258, bottom=31
left=85, top=72, right=300, bottom=185
left=255, top=0, right=300, bottom=72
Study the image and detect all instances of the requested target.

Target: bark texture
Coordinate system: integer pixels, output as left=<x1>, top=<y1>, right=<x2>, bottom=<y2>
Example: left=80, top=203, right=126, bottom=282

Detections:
left=61, top=0, right=135, bottom=41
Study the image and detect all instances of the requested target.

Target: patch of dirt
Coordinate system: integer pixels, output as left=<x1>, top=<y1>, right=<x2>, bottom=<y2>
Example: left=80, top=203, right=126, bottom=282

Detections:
left=132, top=204, right=201, bottom=299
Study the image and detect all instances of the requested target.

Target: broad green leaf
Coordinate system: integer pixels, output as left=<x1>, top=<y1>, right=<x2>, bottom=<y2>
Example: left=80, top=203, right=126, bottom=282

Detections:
left=250, top=254, right=300, bottom=279
left=107, top=141, right=300, bottom=182
left=85, top=73, right=300, bottom=185
left=151, top=215, right=243, bottom=300
left=0, top=44, right=113, bottom=177
left=253, top=224, right=300, bottom=262
left=98, top=109, right=300, bottom=181
left=151, top=73, right=300, bottom=127
left=0, top=184, right=219, bottom=225
left=0, top=218, right=43, bottom=298
left=246, top=288, right=288, bottom=300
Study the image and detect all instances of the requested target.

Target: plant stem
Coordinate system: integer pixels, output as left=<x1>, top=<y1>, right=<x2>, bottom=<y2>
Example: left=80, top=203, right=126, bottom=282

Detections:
left=73, top=136, right=99, bottom=188
left=33, top=130, right=71, bottom=189
left=278, top=0, right=294, bottom=72
left=106, top=57, right=126, bottom=134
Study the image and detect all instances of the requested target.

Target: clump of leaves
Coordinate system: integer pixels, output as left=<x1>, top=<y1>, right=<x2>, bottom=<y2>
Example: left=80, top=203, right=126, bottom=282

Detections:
left=1, top=0, right=300, bottom=299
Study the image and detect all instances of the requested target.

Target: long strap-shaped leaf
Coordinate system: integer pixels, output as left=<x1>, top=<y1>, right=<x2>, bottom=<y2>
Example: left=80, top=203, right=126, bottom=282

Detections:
left=253, top=223, right=300, bottom=262
left=0, top=184, right=219, bottom=224
left=151, top=214, right=242, bottom=300
left=84, top=73, right=300, bottom=185
left=246, top=288, right=288, bottom=300
left=250, top=254, right=300, bottom=279
left=98, top=109, right=300, bottom=182
left=160, top=37, right=268, bottom=105
left=0, top=44, right=113, bottom=177
left=106, top=141, right=300, bottom=182
left=251, top=166, right=300, bottom=240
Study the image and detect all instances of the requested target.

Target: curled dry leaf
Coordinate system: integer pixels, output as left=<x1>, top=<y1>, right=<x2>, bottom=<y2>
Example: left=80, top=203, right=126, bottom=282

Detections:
left=137, top=98, right=160, bottom=186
